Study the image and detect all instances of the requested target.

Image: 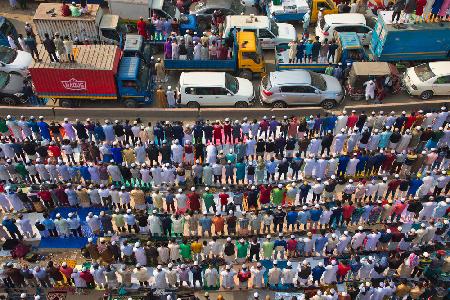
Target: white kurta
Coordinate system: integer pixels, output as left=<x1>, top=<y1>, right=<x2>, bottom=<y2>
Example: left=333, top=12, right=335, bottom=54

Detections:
left=134, top=247, right=147, bottom=266
left=204, top=268, right=219, bottom=287
left=251, top=267, right=266, bottom=288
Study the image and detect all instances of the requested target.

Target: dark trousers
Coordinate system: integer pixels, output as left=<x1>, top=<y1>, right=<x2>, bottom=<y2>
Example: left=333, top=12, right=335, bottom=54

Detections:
left=48, top=228, right=58, bottom=237
left=127, top=224, right=139, bottom=233
left=163, top=225, right=171, bottom=236
left=48, top=51, right=59, bottom=62
left=392, top=11, right=401, bottom=22
left=8, top=230, right=23, bottom=240
left=71, top=226, right=83, bottom=237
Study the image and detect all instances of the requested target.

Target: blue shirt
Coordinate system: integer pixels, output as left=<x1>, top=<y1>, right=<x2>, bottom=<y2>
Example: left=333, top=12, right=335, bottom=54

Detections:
left=28, top=121, right=40, bottom=133
left=287, top=211, right=298, bottom=224
left=408, top=179, right=423, bottom=195
left=37, top=121, right=50, bottom=140
left=110, top=147, right=123, bottom=164
left=265, top=161, right=277, bottom=174
left=311, top=265, right=325, bottom=281
left=305, top=43, right=313, bottom=55
left=297, top=211, right=310, bottom=224
left=42, top=218, right=56, bottom=230
left=274, top=239, right=287, bottom=249
left=2, top=219, right=18, bottom=232
left=79, top=165, right=91, bottom=180
left=199, top=217, right=212, bottom=230
left=338, top=155, right=350, bottom=171
left=314, top=236, right=328, bottom=252
left=309, top=209, right=322, bottom=221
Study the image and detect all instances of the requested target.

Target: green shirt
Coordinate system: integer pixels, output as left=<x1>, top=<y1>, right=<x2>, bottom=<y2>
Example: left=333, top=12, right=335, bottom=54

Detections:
left=0, top=119, right=7, bottom=134
left=15, top=163, right=28, bottom=178
left=271, top=188, right=284, bottom=205
left=203, top=192, right=215, bottom=208
left=325, top=66, right=334, bottom=76
left=179, top=243, right=192, bottom=259
left=262, top=241, right=274, bottom=258
left=236, top=241, right=249, bottom=258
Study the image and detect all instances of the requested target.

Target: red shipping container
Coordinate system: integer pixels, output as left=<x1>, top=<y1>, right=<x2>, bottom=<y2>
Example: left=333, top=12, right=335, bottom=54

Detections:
left=30, top=45, right=121, bottom=100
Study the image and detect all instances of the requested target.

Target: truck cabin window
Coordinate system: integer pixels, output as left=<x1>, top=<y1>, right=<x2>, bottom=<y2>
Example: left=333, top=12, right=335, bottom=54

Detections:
left=242, top=52, right=261, bottom=64
left=347, top=49, right=363, bottom=61
left=414, top=64, right=435, bottom=82
left=317, top=0, right=331, bottom=10
left=101, top=29, right=120, bottom=43
left=123, top=80, right=138, bottom=88
left=269, top=20, right=279, bottom=36
left=0, top=20, right=14, bottom=37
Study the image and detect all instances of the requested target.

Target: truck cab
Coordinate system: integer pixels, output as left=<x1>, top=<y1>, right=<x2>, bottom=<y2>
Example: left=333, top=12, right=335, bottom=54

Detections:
left=236, top=31, right=265, bottom=79
left=98, top=14, right=123, bottom=45
left=334, top=32, right=367, bottom=65
left=309, top=0, right=337, bottom=23
left=122, top=34, right=153, bottom=64
left=0, top=17, right=18, bottom=47
left=116, top=56, right=153, bottom=107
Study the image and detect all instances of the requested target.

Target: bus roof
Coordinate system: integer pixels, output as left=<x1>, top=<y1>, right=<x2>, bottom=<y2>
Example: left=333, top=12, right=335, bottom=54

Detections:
left=237, top=31, right=257, bottom=52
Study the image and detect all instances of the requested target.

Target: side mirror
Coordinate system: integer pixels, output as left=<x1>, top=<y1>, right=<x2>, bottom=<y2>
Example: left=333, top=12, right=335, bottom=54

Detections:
left=315, top=90, right=320, bottom=94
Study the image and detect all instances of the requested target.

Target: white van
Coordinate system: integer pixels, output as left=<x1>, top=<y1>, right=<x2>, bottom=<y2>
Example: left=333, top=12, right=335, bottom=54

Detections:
left=178, top=72, right=255, bottom=108
left=223, top=15, right=296, bottom=49
left=315, top=13, right=372, bottom=45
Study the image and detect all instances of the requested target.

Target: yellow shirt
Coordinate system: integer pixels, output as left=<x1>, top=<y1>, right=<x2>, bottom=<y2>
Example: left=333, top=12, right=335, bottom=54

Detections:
left=191, top=241, right=202, bottom=254
left=396, top=284, right=411, bottom=298
left=123, top=148, right=136, bottom=164
left=130, top=189, right=145, bottom=206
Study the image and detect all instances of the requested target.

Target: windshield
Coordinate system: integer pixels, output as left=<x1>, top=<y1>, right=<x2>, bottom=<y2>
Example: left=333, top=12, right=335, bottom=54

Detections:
left=0, top=71, right=9, bottom=89
left=309, top=71, right=327, bottom=91
left=269, top=19, right=279, bottom=37
left=138, top=62, right=149, bottom=91
left=162, top=1, right=176, bottom=18
left=0, top=19, right=15, bottom=37
left=225, top=73, right=239, bottom=94
left=0, top=46, right=17, bottom=64
left=414, top=64, right=435, bottom=82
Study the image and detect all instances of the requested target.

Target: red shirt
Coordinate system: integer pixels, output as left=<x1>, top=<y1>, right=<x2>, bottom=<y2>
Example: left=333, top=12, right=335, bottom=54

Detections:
left=237, top=270, right=251, bottom=282
left=213, top=125, right=223, bottom=138
left=187, top=192, right=200, bottom=211
left=137, top=20, right=147, bottom=37
left=342, top=205, right=355, bottom=219
left=48, top=145, right=61, bottom=157
left=59, top=266, right=73, bottom=280
left=259, top=185, right=272, bottom=204
left=287, top=238, right=298, bottom=251
left=347, top=114, right=358, bottom=128
left=337, top=263, right=351, bottom=276
left=224, top=123, right=231, bottom=134
left=38, top=190, right=52, bottom=202
left=79, top=270, right=94, bottom=283
left=382, top=153, right=396, bottom=170
left=259, top=120, right=269, bottom=130
left=219, top=193, right=229, bottom=205
left=388, top=179, right=401, bottom=190
left=404, top=115, right=417, bottom=129
left=393, top=202, right=407, bottom=215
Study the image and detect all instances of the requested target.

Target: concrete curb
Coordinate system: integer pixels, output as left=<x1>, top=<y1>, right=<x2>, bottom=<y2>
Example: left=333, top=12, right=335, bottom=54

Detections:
left=1, top=99, right=448, bottom=120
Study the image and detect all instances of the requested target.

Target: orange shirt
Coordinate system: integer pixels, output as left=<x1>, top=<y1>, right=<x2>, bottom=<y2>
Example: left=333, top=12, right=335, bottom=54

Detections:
left=212, top=216, right=225, bottom=232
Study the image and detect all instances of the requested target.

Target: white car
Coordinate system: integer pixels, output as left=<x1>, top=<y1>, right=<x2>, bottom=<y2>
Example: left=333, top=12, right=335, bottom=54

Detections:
left=0, top=46, right=32, bottom=76
left=403, top=61, right=450, bottom=100
left=178, top=72, right=255, bottom=108
left=315, top=13, right=373, bottom=46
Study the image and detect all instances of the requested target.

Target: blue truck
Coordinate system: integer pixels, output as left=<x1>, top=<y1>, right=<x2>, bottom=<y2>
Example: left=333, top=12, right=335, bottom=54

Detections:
left=370, top=11, right=450, bottom=62
left=275, top=32, right=367, bottom=72
left=0, top=17, right=18, bottom=47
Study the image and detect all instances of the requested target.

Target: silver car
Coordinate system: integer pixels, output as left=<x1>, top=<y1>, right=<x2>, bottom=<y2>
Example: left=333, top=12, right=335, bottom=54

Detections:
left=260, top=70, right=344, bottom=109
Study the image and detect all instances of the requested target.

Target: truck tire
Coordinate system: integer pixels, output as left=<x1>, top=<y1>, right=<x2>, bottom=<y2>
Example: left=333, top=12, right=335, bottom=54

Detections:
left=420, top=90, right=433, bottom=100
left=60, top=99, right=74, bottom=108
left=124, top=99, right=137, bottom=108
left=321, top=99, right=337, bottom=109
left=187, top=101, right=200, bottom=108
left=2, top=96, right=17, bottom=106
left=239, top=70, right=253, bottom=81
left=272, top=101, right=287, bottom=108
left=235, top=101, right=249, bottom=108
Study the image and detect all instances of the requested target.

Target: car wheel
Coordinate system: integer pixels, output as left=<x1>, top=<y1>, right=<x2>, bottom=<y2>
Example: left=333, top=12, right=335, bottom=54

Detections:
left=321, top=99, right=337, bottom=109
left=124, top=99, right=137, bottom=108
left=272, top=101, right=287, bottom=108
left=235, top=101, right=249, bottom=108
left=420, top=90, right=433, bottom=100
left=238, top=70, right=252, bottom=81
left=187, top=101, right=200, bottom=108
left=2, top=96, right=17, bottom=106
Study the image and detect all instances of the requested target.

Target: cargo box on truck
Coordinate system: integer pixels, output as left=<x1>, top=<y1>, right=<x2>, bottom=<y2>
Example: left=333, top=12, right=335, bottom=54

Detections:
left=29, top=45, right=153, bottom=107
left=33, top=3, right=123, bottom=45
left=370, top=11, right=450, bottom=62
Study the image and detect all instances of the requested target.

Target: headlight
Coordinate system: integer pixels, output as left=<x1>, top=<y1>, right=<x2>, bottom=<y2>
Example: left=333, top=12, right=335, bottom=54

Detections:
left=14, top=93, right=24, bottom=97
left=411, top=84, right=417, bottom=90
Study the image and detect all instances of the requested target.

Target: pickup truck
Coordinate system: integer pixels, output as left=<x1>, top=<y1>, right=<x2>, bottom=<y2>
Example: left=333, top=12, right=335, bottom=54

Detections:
left=164, top=31, right=265, bottom=80
left=275, top=32, right=367, bottom=72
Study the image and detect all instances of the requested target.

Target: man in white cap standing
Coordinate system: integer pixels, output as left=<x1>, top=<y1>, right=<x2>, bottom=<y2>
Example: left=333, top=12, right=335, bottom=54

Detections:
left=282, top=261, right=296, bottom=287
left=166, top=86, right=176, bottom=108
left=220, top=265, right=236, bottom=290
left=268, top=260, right=282, bottom=287
left=134, top=264, right=150, bottom=287
left=153, top=265, right=168, bottom=289
left=204, top=264, right=219, bottom=288
left=250, top=262, right=266, bottom=288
